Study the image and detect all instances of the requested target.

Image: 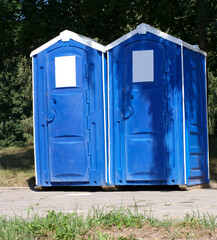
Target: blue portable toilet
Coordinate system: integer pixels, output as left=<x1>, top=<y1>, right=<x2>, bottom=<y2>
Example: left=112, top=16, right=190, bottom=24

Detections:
left=31, top=30, right=107, bottom=188
left=106, top=23, right=209, bottom=187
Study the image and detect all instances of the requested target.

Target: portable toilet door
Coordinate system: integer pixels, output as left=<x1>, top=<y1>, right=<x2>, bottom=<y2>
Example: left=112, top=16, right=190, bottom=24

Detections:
left=106, top=23, right=209, bottom=187
left=31, top=31, right=107, bottom=188
left=183, top=46, right=209, bottom=186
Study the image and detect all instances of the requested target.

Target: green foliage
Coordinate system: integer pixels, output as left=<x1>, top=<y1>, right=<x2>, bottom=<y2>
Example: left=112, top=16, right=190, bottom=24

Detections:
left=208, top=71, right=217, bottom=134
left=21, top=116, right=33, bottom=144
left=0, top=56, right=32, bottom=147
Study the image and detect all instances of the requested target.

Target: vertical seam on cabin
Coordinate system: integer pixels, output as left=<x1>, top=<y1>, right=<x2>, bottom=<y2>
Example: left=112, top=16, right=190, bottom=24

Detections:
left=102, top=53, right=108, bottom=185
left=107, top=51, right=111, bottom=185
left=181, top=44, right=187, bottom=185
left=32, top=57, right=38, bottom=186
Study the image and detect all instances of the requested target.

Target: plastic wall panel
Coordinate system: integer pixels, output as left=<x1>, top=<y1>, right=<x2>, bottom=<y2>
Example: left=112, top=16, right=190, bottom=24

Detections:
left=33, top=40, right=106, bottom=187
left=108, top=33, right=185, bottom=186
left=183, top=48, right=209, bottom=185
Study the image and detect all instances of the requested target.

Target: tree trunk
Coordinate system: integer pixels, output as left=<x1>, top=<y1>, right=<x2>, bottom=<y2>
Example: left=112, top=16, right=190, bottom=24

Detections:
left=197, top=0, right=207, bottom=51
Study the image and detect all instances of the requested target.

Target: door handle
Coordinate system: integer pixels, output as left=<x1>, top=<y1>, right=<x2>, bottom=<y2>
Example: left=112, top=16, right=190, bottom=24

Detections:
left=123, top=105, right=134, bottom=119
left=46, top=109, right=56, bottom=123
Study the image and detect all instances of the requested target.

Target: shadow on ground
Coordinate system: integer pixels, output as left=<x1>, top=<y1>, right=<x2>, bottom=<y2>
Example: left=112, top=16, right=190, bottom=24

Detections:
left=27, top=176, right=36, bottom=188
left=32, top=185, right=182, bottom=192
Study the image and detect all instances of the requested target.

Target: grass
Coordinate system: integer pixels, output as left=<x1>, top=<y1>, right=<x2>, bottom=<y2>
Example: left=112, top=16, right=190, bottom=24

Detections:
left=209, top=135, right=217, bottom=182
left=0, top=207, right=216, bottom=239
left=0, top=145, right=35, bottom=187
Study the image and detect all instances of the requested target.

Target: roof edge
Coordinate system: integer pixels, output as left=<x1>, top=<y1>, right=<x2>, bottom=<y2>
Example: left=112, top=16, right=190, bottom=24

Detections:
left=182, top=42, right=207, bottom=56
left=105, top=23, right=207, bottom=56
left=30, top=30, right=106, bottom=57
left=30, top=24, right=207, bottom=57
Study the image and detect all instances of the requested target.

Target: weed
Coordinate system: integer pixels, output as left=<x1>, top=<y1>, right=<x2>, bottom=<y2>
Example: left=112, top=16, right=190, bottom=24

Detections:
left=183, top=210, right=217, bottom=231
left=0, top=207, right=216, bottom=239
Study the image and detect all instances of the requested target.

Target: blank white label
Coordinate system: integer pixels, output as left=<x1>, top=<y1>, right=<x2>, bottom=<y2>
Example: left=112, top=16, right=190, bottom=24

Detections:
left=132, top=50, right=154, bottom=82
left=55, top=56, right=76, bottom=88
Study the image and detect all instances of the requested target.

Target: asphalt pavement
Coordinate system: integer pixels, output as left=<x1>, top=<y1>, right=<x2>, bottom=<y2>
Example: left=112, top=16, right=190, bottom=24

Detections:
left=0, top=185, right=217, bottom=220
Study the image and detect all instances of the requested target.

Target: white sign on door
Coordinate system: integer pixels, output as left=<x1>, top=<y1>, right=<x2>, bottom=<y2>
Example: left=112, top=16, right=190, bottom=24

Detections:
left=132, top=50, right=154, bottom=83
left=55, top=56, right=76, bottom=88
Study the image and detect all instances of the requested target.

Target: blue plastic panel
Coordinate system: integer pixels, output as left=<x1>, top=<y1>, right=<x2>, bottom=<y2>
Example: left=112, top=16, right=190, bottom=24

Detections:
left=108, top=32, right=185, bottom=186
left=123, top=40, right=167, bottom=182
left=110, top=36, right=169, bottom=185
left=184, top=48, right=209, bottom=185
left=47, top=46, right=89, bottom=182
left=33, top=40, right=106, bottom=187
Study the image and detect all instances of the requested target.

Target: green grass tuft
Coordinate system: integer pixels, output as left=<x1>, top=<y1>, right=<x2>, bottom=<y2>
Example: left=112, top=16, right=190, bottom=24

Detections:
left=0, top=208, right=216, bottom=239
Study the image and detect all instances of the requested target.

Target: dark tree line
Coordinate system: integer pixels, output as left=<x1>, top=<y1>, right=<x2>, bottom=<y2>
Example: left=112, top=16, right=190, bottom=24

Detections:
left=0, top=0, right=217, bottom=146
